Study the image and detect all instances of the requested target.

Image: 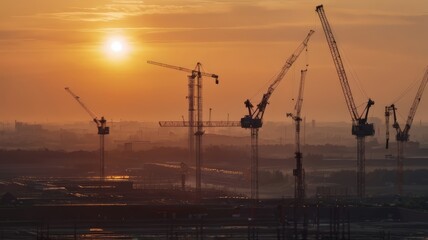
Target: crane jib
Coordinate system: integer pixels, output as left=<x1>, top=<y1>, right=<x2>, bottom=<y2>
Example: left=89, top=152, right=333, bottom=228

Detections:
left=316, top=5, right=362, bottom=122
left=240, top=29, right=314, bottom=129
left=148, top=60, right=219, bottom=84
left=386, top=67, right=428, bottom=142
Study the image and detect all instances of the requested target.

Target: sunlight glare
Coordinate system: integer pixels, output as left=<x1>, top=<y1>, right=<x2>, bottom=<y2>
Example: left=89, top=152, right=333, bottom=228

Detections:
left=103, top=36, right=130, bottom=61
left=111, top=41, right=123, bottom=53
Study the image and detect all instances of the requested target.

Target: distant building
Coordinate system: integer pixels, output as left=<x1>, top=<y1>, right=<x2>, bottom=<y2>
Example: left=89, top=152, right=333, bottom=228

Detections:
left=1, top=192, right=17, bottom=205
left=14, top=121, right=43, bottom=133
left=316, top=185, right=350, bottom=198
left=124, top=142, right=133, bottom=152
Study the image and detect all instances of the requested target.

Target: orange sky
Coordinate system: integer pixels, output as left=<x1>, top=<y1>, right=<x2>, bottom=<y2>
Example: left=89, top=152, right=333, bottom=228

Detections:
left=0, top=0, right=427, bottom=124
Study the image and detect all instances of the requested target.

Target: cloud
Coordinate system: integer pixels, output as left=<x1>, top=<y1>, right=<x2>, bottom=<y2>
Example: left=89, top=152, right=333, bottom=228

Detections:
left=0, top=29, right=100, bottom=51
left=31, top=0, right=218, bottom=22
left=35, top=1, right=145, bottom=22
left=2, top=1, right=427, bottom=50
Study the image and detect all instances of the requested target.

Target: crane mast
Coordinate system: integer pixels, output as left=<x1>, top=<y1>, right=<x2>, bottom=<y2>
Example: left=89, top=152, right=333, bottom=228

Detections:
left=286, top=69, right=308, bottom=205
left=316, top=5, right=375, bottom=198
left=385, top=67, right=428, bottom=195
left=65, top=87, right=109, bottom=180
left=147, top=61, right=219, bottom=198
left=241, top=30, right=314, bottom=200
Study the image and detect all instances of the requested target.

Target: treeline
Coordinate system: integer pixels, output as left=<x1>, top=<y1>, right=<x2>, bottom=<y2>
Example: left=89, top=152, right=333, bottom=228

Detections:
left=259, top=170, right=290, bottom=186
left=327, top=169, right=428, bottom=187
left=256, top=169, right=428, bottom=188
left=0, top=149, right=96, bottom=163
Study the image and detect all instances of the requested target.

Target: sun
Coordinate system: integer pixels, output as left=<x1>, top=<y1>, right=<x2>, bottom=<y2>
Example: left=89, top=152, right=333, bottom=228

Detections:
left=103, top=36, right=130, bottom=60
left=110, top=41, right=123, bottom=53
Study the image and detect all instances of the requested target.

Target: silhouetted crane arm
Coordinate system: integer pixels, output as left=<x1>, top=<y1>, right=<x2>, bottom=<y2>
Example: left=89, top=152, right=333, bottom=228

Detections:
left=316, top=5, right=359, bottom=121
left=249, top=30, right=314, bottom=120
left=385, top=106, right=391, bottom=149
left=295, top=69, right=307, bottom=119
left=286, top=69, right=307, bottom=120
left=65, top=87, right=100, bottom=126
left=392, top=105, right=399, bottom=130
left=147, top=60, right=219, bottom=83
left=385, top=104, right=398, bottom=148
left=402, top=67, right=428, bottom=135
left=286, top=68, right=308, bottom=147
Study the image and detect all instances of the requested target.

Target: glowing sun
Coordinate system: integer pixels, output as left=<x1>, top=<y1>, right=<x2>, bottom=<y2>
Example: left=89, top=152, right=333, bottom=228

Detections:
left=104, top=36, right=130, bottom=60
left=110, top=41, right=123, bottom=52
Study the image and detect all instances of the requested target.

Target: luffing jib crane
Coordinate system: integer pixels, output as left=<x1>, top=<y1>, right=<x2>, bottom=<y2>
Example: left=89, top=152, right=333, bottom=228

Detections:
left=316, top=5, right=375, bottom=198
left=286, top=69, right=308, bottom=205
left=65, top=87, right=109, bottom=180
left=385, top=67, right=428, bottom=195
left=241, top=30, right=315, bottom=200
left=147, top=60, right=218, bottom=197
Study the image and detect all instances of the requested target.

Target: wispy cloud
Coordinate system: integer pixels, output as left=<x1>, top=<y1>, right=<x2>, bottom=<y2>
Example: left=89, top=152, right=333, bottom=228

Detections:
left=2, top=0, right=427, bottom=48
left=31, top=0, right=213, bottom=22
left=35, top=0, right=144, bottom=22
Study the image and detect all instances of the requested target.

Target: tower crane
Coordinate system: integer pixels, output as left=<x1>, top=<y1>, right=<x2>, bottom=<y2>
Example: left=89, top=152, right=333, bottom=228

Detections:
left=147, top=60, right=218, bottom=197
left=65, top=87, right=110, bottom=180
left=241, top=30, right=314, bottom=200
left=385, top=67, right=428, bottom=195
left=286, top=69, right=308, bottom=205
left=316, top=5, right=375, bottom=198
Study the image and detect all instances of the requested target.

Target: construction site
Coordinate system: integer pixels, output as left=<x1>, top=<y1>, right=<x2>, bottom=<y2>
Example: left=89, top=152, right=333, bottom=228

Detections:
left=1, top=2, right=428, bottom=240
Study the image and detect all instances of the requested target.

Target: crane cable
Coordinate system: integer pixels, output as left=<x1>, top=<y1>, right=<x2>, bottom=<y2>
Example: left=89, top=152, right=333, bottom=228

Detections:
left=392, top=68, right=423, bottom=104
left=291, top=46, right=310, bottom=110
left=397, top=109, right=407, bottom=125
left=249, top=62, right=284, bottom=102
left=336, top=35, right=369, bottom=101
left=320, top=11, right=369, bottom=105
left=249, top=45, right=310, bottom=104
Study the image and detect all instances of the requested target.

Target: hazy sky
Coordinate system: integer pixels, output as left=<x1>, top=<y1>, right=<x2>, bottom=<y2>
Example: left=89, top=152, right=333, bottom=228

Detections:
left=1, top=0, right=427, bottom=124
